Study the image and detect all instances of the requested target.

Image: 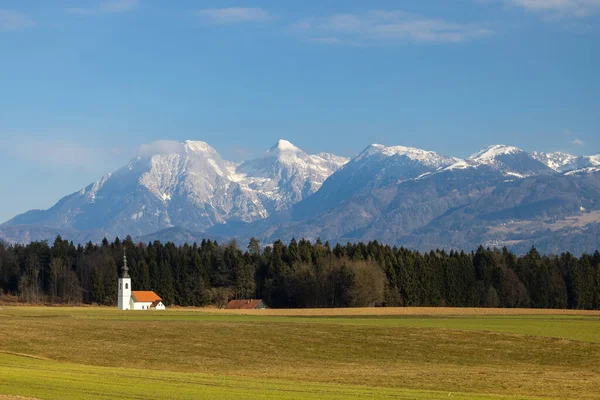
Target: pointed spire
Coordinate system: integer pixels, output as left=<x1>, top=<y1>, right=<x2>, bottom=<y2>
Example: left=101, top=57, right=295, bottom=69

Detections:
left=122, top=248, right=130, bottom=279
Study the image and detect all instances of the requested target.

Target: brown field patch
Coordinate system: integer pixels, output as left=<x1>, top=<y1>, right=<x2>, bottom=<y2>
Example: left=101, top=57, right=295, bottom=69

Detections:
left=0, top=396, right=40, bottom=400
left=1, top=307, right=599, bottom=399
left=174, top=306, right=600, bottom=317
left=487, top=210, right=600, bottom=236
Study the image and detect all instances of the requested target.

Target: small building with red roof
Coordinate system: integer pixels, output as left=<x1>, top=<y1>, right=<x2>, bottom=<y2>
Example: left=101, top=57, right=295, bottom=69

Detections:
left=118, top=250, right=166, bottom=311
left=131, top=291, right=165, bottom=311
left=225, top=299, right=268, bottom=310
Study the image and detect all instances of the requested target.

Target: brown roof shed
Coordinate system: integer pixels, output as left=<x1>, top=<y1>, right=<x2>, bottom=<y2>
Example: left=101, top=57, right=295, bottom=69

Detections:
left=225, top=299, right=269, bottom=310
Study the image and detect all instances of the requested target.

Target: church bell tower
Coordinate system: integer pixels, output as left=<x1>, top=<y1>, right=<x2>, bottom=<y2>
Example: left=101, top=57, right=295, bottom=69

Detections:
left=118, top=249, right=132, bottom=310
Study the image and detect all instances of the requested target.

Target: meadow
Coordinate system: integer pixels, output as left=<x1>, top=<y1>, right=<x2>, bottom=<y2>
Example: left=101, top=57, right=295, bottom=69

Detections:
left=0, top=307, right=599, bottom=399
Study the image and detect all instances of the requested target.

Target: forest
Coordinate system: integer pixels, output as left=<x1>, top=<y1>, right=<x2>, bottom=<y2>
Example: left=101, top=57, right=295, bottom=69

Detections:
left=0, top=236, right=599, bottom=309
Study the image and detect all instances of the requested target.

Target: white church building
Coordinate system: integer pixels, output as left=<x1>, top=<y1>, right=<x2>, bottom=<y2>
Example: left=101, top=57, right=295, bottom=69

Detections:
left=118, top=251, right=166, bottom=311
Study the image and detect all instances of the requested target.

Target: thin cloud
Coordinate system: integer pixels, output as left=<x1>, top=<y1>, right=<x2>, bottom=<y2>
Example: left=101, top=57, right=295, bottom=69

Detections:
left=194, top=7, right=274, bottom=24
left=314, top=36, right=344, bottom=44
left=510, top=0, right=600, bottom=18
left=563, top=129, right=585, bottom=146
left=66, top=0, right=139, bottom=15
left=292, top=10, right=494, bottom=45
left=0, top=10, right=35, bottom=31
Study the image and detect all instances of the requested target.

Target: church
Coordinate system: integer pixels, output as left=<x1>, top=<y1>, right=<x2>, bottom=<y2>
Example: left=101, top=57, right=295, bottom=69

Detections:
left=118, top=251, right=166, bottom=311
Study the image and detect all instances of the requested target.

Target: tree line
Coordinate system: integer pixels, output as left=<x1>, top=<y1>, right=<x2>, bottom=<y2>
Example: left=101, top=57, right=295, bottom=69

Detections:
left=0, top=236, right=599, bottom=309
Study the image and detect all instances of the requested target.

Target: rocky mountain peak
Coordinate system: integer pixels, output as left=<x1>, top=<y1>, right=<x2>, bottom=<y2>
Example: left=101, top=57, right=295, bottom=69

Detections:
left=269, top=139, right=300, bottom=153
left=468, top=144, right=523, bottom=162
left=467, top=144, right=550, bottom=177
left=1, top=139, right=347, bottom=240
left=3, top=139, right=600, bottom=255
left=356, top=143, right=458, bottom=170
left=183, top=140, right=215, bottom=154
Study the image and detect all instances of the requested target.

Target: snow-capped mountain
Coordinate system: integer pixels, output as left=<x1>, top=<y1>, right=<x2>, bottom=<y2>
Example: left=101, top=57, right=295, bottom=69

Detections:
left=467, top=145, right=553, bottom=177
left=236, top=140, right=348, bottom=214
left=3, top=140, right=600, bottom=254
left=355, top=144, right=459, bottom=168
left=292, top=143, right=460, bottom=219
left=531, top=151, right=600, bottom=173
left=335, top=143, right=459, bottom=185
left=2, top=139, right=347, bottom=239
left=531, top=151, right=578, bottom=172
left=210, top=144, right=600, bottom=255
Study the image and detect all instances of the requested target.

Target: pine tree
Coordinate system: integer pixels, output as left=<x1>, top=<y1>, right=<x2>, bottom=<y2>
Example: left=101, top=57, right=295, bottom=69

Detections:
left=138, top=259, right=151, bottom=290
left=287, top=238, right=301, bottom=267
left=91, top=267, right=104, bottom=305
left=103, top=259, right=118, bottom=306
left=248, top=238, right=260, bottom=256
left=158, top=260, right=175, bottom=305
left=2, top=235, right=600, bottom=310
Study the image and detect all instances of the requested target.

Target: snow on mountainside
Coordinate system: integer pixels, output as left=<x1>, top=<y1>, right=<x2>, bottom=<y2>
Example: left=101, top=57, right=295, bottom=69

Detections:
left=210, top=144, right=600, bottom=255
left=467, top=144, right=553, bottom=177
left=578, top=154, right=600, bottom=167
left=565, top=166, right=600, bottom=176
left=469, top=144, right=522, bottom=161
left=531, top=151, right=577, bottom=172
left=356, top=144, right=459, bottom=169
left=138, top=140, right=237, bottom=205
left=532, top=152, right=600, bottom=173
left=3, top=140, right=600, bottom=253
left=236, top=140, right=348, bottom=213
left=2, top=139, right=347, bottom=239
left=291, top=143, right=460, bottom=219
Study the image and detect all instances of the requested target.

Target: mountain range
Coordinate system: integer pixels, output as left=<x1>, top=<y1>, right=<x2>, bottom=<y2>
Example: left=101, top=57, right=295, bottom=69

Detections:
left=2, top=139, right=599, bottom=254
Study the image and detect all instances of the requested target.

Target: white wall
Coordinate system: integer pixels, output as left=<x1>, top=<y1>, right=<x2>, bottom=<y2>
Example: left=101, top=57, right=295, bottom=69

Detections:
left=153, top=302, right=166, bottom=310
left=117, top=278, right=131, bottom=310
left=132, top=301, right=152, bottom=311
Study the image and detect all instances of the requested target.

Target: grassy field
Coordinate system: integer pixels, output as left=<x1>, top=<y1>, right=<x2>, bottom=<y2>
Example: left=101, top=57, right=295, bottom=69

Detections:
left=0, top=307, right=599, bottom=399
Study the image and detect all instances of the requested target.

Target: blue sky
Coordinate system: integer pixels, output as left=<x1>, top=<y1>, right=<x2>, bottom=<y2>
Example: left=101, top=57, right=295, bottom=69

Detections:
left=0, top=0, right=599, bottom=222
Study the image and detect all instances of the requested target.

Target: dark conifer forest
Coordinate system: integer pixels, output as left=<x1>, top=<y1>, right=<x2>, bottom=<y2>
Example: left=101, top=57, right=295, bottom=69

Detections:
left=1, top=236, right=599, bottom=309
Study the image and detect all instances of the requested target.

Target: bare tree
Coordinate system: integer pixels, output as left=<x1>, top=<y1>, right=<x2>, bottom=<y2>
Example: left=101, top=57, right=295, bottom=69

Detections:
left=349, top=260, right=386, bottom=307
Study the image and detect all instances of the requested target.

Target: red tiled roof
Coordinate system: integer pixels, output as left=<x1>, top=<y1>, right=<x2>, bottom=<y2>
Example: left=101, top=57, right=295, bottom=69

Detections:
left=225, top=299, right=266, bottom=310
left=150, top=300, right=163, bottom=307
left=132, top=291, right=162, bottom=303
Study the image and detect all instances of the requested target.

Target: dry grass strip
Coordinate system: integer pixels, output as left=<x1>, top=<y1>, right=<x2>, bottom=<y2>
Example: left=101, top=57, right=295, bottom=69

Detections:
left=174, top=306, right=600, bottom=317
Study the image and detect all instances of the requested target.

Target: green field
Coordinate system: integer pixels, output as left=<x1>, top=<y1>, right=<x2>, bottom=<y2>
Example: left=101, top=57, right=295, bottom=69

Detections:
left=0, top=307, right=599, bottom=399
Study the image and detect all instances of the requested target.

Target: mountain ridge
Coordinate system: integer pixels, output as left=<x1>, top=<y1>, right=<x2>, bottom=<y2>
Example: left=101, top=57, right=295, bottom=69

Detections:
left=2, top=139, right=348, bottom=239
left=2, top=140, right=600, bottom=254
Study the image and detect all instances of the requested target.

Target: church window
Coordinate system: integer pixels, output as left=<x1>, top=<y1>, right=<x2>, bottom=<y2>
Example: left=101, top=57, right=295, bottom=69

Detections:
left=125, top=283, right=129, bottom=289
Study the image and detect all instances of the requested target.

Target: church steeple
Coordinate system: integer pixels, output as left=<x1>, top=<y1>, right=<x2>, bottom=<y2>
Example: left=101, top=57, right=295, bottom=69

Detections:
left=118, top=248, right=132, bottom=310
left=122, top=248, right=130, bottom=278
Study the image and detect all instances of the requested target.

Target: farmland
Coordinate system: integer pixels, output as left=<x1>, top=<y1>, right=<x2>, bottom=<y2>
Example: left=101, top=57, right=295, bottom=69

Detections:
left=0, top=307, right=599, bottom=399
